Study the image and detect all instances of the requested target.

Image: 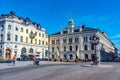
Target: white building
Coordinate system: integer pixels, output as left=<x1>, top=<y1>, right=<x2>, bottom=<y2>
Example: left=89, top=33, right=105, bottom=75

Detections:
left=0, top=11, right=46, bottom=59
left=49, top=16, right=117, bottom=62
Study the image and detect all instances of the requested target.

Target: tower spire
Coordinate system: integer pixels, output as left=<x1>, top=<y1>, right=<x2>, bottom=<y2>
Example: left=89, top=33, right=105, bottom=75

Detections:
left=68, top=14, right=74, bottom=28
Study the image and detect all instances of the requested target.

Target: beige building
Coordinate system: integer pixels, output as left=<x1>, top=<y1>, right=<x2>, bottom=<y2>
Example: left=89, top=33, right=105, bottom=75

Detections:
left=0, top=11, right=46, bottom=59
left=49, top=16, right=117, bottom=62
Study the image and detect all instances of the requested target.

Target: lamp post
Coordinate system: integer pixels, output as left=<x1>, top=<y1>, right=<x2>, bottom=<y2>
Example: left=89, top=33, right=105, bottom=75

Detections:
left=89, top=34, right=100, bottom=65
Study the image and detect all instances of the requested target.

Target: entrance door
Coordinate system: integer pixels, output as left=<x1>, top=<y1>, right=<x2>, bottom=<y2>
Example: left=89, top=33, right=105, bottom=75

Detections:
left=5, top=49, right=11, bottom=59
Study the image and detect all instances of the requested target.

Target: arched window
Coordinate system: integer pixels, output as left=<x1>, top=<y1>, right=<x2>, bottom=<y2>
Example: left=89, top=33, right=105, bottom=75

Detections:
left=5, top=49, right=11, bottom=59
left=70, top=54, right=73, bottom=60
left=21, top=47, right=26, bottom=54
left=29, top=48, right=33, bottom=53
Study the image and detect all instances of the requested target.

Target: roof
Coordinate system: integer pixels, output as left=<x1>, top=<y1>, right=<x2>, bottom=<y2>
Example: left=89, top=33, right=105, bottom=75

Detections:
left=0, top=11, right=45, bottom=31
left=50, top=26, right=99, bottom=35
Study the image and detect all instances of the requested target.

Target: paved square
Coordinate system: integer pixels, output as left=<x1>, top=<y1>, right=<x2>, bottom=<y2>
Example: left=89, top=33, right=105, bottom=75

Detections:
left=0, top=61, right=119, bottom=80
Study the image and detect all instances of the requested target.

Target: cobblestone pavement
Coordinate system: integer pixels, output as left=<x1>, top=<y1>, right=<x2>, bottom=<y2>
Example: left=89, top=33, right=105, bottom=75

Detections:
left=0, top=62, right=120, bottom=80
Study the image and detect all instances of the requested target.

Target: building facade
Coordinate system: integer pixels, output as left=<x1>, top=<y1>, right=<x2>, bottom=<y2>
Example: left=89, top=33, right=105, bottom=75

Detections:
left=0, top=11, right=46, bottom=59
left=49, top=16, right=117, bottom=62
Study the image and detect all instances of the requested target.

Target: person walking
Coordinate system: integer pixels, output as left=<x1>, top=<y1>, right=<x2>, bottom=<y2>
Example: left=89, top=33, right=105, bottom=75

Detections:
left=32, top=56, right=36, bottom=65
left=12, top=54, right=16, bottom=65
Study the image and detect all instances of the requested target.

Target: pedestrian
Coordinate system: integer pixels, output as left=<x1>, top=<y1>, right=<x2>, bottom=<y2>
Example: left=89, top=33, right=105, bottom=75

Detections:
left=35, top=58, right=40, bottom=65
left=32, top=56, right=36, bottom=65
left=12, top=54, right=16, bottom=65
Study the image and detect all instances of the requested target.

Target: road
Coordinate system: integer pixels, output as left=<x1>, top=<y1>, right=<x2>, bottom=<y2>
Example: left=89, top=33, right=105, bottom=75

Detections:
left=0, top=62, right=120, bottom=80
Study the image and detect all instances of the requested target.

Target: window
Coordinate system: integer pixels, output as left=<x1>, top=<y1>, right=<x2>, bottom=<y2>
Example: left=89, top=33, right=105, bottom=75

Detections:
left=15, top=45, right=17, bottom=48
left=84, top=37, right=88, bottom=42
left=26, top=37, right=28, bottom=43
left=52, top=47, right=54, bottom=52
left=20, top=36, right=23, bottom=42
left=35, top=39, right=37, bottom=44
left=39, top=40, right=41, bottom=45
left=75, top=37, right=79, bottom=43
left=42, top=34, right=44, bottom=37
left=45, top=50, right=48, bottom=57
left=91, top=44, right=94, bottom=50
left=39, top=33, right=41, bottom=37
left=7, top=34, right=11, bottom=41
left=26, top=29, right=28, bottom=33
left=76, top=45, right=78, bottom=51
left=64, top=46, right=66, bottom=51
left=31, top=39, right=33, bottom=43
left=63, top=39, right=67, bottom=43
left=35, top=32, right=37, bottom=35
left=42, top=41, right=44, bottom=45
left=52, top=55, right=54, bottom=59
left=52, top=40, right=55, bottom=44
left=0, top=34, right=3, bottom=41
left=15, top=27, right=18, bottom=31
left=64, top=54, right=67, bottom=59
left=21, top=27, right=23, bottom=32
left=8, top=25, right=11, bottom=30
left=57, top=47, right=59, bottom=51
left=84, top=45, right=88, bottom=50
left=69, top=38, right=72, bottom=43
left=15, top=35, right=18, bottom=41
left=69, top=46, right=72, bottom=51
left=56, top=39, right=60, bottom=44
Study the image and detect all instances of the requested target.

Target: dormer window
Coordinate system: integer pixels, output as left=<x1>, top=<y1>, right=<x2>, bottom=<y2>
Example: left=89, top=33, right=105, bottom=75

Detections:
left=26, top=21, right=29, bottom=25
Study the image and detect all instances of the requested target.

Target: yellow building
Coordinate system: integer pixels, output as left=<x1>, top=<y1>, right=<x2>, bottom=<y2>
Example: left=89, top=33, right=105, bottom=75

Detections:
left=0, top=11, right=46, bottom=59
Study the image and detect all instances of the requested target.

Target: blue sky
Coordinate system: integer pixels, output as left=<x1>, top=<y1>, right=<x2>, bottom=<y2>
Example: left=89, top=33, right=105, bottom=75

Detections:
left=0, top=0, right=120, bottom=50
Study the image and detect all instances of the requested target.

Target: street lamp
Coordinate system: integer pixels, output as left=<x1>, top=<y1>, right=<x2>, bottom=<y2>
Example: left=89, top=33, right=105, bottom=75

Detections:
left=89, top=34, right=100, bottom=65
